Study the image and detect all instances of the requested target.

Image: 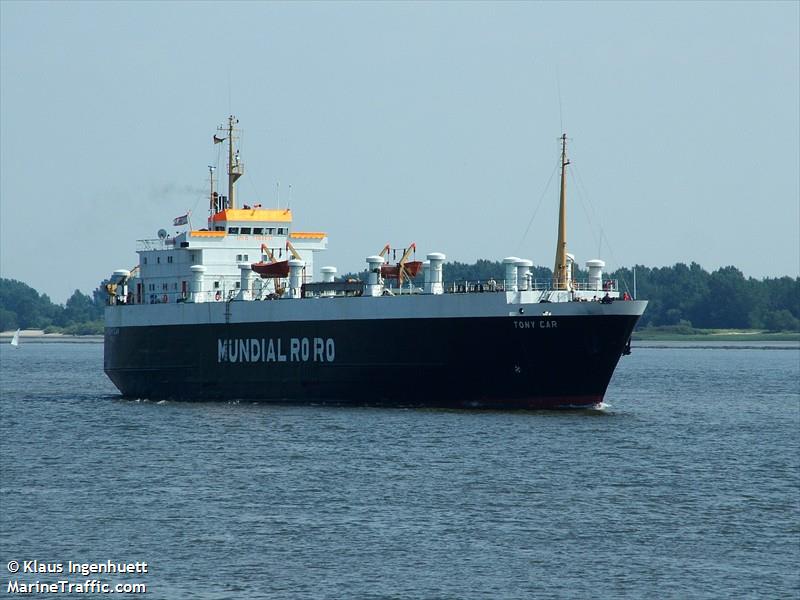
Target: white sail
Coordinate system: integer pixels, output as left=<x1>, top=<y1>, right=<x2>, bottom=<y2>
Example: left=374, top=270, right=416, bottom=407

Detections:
left=10, top=329, right=20, bottom=347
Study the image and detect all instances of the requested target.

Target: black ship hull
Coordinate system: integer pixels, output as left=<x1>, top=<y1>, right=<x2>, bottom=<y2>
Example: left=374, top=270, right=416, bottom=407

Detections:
left=104, top=312, right=641, bottom=409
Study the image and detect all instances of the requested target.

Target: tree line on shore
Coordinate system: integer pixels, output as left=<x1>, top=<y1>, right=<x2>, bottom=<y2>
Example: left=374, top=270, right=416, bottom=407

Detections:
left=0, top=279, right=105, bottom=334
left=1, top=261, right=798, bottom=334
left=351, top=260, right=800, bottom=332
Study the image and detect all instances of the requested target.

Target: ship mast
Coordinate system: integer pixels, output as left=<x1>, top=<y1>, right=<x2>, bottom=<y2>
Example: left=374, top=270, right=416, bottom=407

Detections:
left=553, top=133, right=570, bottom=290
left=208, top=165, right=216, bottom=213
left=220, top=115, right=243, bottom=210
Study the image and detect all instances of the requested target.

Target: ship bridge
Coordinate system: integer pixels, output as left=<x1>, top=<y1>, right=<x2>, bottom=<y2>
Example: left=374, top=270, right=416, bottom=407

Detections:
left=128, top=196, right=327, bottom=305
left=208, top=208, right=292, bottom=235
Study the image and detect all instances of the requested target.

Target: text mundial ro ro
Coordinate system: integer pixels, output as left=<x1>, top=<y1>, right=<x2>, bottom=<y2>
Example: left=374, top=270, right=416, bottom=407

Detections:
left=19, top=560, right=148, bottom=576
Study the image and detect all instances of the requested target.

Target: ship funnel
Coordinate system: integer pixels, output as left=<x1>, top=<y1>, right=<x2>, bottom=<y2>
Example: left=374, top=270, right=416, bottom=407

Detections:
left=320, top=266, right=337, bottom=283
left=288, top=259, right=305, bottom=299
left=503, top=257, right=520, bottom=292
left=112, top=269, right=130, bottom=283
left=365, top=255, right=385, bottom=297
left=190, top=265, right=207, bottom=303
left=320, top=266, right=337, bottom=297
left=237, top=263, right=253, bottom=300
left=515, top=259, right=533, bottom=291
left=586, top=259, right=605, bottom=291
left=112, top=269, right=130, bottom=303
left=425, top=253, right=446, bottom=295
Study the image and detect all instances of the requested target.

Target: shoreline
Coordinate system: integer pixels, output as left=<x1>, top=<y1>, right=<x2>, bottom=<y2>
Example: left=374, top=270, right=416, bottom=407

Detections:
left=632, top=331, right=799, bottom=342
left=0, top=330, right=103, bottom=343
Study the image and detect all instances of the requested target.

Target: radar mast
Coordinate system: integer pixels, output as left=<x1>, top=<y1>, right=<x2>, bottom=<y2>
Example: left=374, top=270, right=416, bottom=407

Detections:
left=218, top=115, right=243, bottom=210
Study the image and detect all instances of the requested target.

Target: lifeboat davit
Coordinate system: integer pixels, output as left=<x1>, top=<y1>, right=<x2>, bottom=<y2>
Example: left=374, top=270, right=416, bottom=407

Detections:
left=251, top=260, right=290, bottom=278
left=381, top=260, right=423, bottom=280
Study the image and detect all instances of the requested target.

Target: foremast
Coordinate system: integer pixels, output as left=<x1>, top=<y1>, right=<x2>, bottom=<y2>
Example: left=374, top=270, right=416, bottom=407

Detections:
left=553, top=133, right=570, bottom=291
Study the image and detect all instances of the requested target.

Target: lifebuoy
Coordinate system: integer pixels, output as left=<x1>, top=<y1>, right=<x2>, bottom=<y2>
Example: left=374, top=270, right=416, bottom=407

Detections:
left=162, top=294, right=168, bottom=303
left=215, top=291, right=222, bottom=301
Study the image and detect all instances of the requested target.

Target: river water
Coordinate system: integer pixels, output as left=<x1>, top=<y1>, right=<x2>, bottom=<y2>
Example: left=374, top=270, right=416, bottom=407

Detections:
left=1, top=341, right=798, bottom=599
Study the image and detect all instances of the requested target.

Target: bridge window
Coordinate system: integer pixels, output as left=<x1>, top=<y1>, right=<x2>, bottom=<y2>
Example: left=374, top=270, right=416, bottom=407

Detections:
left=277, top=228, right=287, bottom=235
left=253, top=227, right=263, bottom=234
left=266, top=228, right=275, bottom=234
left=215, top=226, right=224, bottom=231
left=228, top=227, right=239, bottom=234
left=240, top=227, right=251, bottom=234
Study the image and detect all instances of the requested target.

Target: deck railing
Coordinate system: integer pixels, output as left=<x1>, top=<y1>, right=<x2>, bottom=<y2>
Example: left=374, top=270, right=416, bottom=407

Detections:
left=384, top=278, right=619, bottom=294
left=108, top=277, right=620, bottom=305
left=136, top=238, right=177, bottom=251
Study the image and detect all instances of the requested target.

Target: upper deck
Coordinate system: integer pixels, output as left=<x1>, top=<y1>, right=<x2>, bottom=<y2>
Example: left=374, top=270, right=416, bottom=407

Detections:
left=106, top=117, right=635, bottom=318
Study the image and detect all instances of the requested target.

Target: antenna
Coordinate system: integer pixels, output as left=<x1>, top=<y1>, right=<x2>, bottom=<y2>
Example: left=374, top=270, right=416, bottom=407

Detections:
left=556, top=66, right=565, bottom=135
left=227, top=69, right=232, bottom=115
left=208, top=165, right=216, bottom=214
left=157, top=228, right=168, bottom=240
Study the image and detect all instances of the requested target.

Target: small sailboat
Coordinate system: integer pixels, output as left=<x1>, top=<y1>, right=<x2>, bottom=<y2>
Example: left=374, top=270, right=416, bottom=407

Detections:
left=10, top=328, right=20, bottom=348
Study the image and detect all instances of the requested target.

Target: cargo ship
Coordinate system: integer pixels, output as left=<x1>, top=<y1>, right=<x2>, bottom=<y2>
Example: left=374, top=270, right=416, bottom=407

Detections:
left=104, top=116, right=646, bottom=408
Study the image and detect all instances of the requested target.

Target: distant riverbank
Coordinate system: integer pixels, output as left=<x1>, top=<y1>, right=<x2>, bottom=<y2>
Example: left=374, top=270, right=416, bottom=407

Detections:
left=631, top=328, right=800, bottom=342
left=0, top=330, right=103, bottom=343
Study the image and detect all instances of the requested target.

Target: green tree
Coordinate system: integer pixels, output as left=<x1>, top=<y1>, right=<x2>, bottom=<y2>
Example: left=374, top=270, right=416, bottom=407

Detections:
left=62, top=290, right=96, bottom=325
left=763, top=309, right=800, bottom=332
left=705, top=267, right=754, bottom=329
left=0, top=279, right=62, bottom=329
left=91, top=279, right=112, bottom=319
left=0, top=307, right=18, bottom=331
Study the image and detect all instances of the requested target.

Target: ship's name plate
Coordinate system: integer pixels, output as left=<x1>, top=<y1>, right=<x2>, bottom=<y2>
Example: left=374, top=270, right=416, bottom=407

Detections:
left=513, top=320, right=558, bottom=329
left=218, top=337, right=335, bottom=363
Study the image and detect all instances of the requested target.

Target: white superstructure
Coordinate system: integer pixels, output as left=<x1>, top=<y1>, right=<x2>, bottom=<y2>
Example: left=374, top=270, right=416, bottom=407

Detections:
left=106, top=119, right=622, bottom=308
left=128, top=210, right=327, bottom=304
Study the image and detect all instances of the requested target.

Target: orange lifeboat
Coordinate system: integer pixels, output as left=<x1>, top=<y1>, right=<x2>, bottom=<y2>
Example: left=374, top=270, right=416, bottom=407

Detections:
left=252, top=243, right=290, bottom=278
left=381, top=261, right=423, bottom=280
left=251, top=260, right=290, bottom=278
left=379, top=242, right=421, bottom=283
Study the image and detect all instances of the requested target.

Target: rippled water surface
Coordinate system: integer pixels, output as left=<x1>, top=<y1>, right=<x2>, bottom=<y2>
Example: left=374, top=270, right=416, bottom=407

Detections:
left=1, top=342, right=798, bottom=598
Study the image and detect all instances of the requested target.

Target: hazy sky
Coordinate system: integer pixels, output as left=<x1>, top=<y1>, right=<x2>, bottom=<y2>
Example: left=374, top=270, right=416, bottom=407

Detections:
left=1, top=1, right=798, bottom=303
